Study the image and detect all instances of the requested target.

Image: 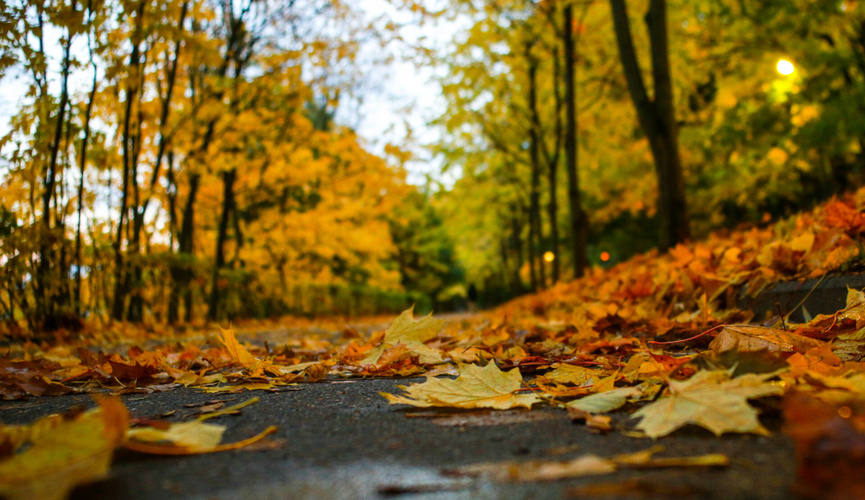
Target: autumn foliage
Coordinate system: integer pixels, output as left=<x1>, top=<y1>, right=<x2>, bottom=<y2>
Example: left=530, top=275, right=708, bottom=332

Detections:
left=3, top=185, right=865, bottom=497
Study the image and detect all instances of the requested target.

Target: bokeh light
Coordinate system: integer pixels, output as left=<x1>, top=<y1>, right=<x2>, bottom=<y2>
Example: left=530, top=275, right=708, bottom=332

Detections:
left=777, top=59, right=795, bottom=75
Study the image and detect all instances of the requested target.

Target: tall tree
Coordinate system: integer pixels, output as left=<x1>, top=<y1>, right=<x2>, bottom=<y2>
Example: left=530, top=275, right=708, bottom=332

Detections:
left=563, top=1, right=589, bottom=276
left=609, top=0, right=690, bottom=250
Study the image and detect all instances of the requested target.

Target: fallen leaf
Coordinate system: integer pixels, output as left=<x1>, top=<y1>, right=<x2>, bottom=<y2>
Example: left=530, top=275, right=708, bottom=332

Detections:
left=124, top=422, right=277, bottom=455
left=540, top=363, right=601, bottom=385
left=567, top=387, right=642, bottom=414
left=127, top=420, right=226, bottom=449
left=709, top=325, right=824, bottom=354
left=381, top=363, right=540, bottom=410
left=632, top=369, right=785, bottom=438
left=197, top=382, right=287, bottom=394
left=443, top=446, right=727, bottom=482
left=217, top=326, right=259, bottom=370
left=0, top=396, right=129, bottom=500
left=445, top=454, right=616, bottom=481
left=361, top=307, right=445, bottom=365
left=427, top=409, right=562, bottom=427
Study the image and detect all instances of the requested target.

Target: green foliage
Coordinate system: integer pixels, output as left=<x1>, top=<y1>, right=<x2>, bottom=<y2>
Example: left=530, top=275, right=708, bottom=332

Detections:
left=388, top=190, right=465, bottom=310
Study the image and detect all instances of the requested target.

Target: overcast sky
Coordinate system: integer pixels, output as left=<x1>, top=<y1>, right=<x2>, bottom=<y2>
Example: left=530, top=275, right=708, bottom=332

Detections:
left=0, top=1, right=461, bottom=186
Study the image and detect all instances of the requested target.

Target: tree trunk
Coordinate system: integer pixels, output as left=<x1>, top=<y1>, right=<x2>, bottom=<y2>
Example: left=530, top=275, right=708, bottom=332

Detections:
left=38, top=1, right=75, bottom=318
left=208, top=169, right=236, bottom=321
left=546, top=46, right=563, bottom=284
left=563, top=4, right=589, bottom=278
left=112, top=0, right=145, bottom=321
left=526, top=41, right=549, bottom=290
left=509, top=212, right=525, bottom=296
left=169, top=171, right=199, bottom=324
left=526, top=205, right=538, bottom=292
left=76, top=57, right=97, bottom=316
left=127, top=2, right=188, bottom=323
left=609, top=0, right=690, bottom=250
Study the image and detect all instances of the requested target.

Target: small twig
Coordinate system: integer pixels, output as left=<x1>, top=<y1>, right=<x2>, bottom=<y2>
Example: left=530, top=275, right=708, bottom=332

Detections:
left=204, top=356, right=229, bottom=376
left=785, top=274, right=827, bottom=322
left=776, top=303, right=788, bottom=331
left=648, top=324, right=725, bottom=345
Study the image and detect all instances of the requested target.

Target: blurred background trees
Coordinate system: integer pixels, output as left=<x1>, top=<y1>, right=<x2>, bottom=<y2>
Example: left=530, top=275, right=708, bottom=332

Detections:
left=433, top=0, right=865, bottom=306
left=2, top=0, right=865, bottom=328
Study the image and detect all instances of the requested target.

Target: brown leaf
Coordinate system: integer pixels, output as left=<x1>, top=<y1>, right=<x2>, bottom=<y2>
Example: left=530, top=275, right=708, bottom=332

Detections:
left=709, top=325, right=825, bottom=354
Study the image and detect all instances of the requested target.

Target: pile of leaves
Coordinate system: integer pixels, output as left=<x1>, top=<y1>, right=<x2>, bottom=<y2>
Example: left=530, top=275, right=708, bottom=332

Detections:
left=5, top=189, right=865, bottom=497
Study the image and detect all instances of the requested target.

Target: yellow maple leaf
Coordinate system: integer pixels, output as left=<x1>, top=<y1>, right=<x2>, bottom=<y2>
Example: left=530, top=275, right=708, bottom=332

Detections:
left=632, top=369, right=784, bottom=438
left=0, top=396, right=129, bottom=500
left=381, top=362, right=540, bottom=410
left=127, top=421, right=225, bottom=450
left=567, top=387, right=642, bottom=414
left=217, top=326, right=259, bottom=370
left=540, top=363, right=602, bottom=385
left=361, top=306, right=445, bottom=365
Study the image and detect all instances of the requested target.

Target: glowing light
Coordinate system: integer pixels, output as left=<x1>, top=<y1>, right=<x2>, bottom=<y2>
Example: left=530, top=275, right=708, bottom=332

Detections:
left=776, top=59, right=795, bottom=75
left=839, top=406, right=853, bottom=419
left=600, top=251, right=610, bottom=262
left=543, top=251, right=555, bottom=263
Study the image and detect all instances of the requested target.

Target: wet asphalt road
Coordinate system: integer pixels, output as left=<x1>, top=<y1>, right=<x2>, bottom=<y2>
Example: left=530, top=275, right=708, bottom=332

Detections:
left=0, top=377, right=796, bottom=500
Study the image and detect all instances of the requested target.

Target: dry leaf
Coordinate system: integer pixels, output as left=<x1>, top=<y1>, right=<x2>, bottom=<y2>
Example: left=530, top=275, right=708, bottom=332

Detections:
left=381, top=363, right=540, bottom=410
left=0, top=396, right=129, bottom=500
left=217, top=326, right=259, bottom=370
left=125, top=421, right=277, bottom=455
left=709, top=325, right=825, bottom=354
left=632, top=369, right=784, bottom=438
left=361, top=307, right=445, bottom=365
left=443, top=446, right=727, bottom=482
left=566, top=387, right=642, bottom=414
left=127, top=420, right=226, bottom=450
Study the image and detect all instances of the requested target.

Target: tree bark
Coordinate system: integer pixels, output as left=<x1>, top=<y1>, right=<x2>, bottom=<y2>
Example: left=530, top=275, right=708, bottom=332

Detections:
left=563, top=4, right=589, bottom=278
left=112, top=0, right=146, bottom=321
left=509, top=211, right=525, bottom=296
left=609, top=0, right=690, bottom=250
left=127, top=2, right=188, bottom=322
left=76, top=27, right=98, bottom=317
left=38, top=1, right=75, bottom=318
left=546, top=45, right=563, bottom=284
left=208, top=169, right=236, bottom=321
left=168, top=171, right=199, bottom=324
left=526, top=41, right=545, bottom=290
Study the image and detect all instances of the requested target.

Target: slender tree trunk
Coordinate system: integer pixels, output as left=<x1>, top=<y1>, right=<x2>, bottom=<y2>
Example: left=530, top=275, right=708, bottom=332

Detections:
left=526, top=42, right=548, bottom=290
left=526, top=206, right=538, bottom=292
left=169, top=171, right=199, bottom=324
left=127, top=2, right=188, bottom=322
left=546, top=46, right=563, bottom=284
left=38, top=2, right=75, bottom=318
left=609, top=0, right=690, bottom=250
left=563, top=4, right=589, bottom=278
left=208, top=169, right=236, bottom=321
left=76, top=57, right=98, bottom=316
left=112, top=0, right=145, bottom=321
left=509, top=212, right=525, bottom=296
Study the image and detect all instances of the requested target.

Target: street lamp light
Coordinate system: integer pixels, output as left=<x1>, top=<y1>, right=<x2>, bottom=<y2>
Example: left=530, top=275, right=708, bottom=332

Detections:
left=776, top=59, right=795, bottom=76
left=543, top=252, right=555, bottom=263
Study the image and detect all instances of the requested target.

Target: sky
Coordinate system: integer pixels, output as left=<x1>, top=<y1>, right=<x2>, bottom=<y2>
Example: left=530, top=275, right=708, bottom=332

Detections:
left=345, top=0, right=461, bottom=187
left=0, top=1, right=460, bottom=188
